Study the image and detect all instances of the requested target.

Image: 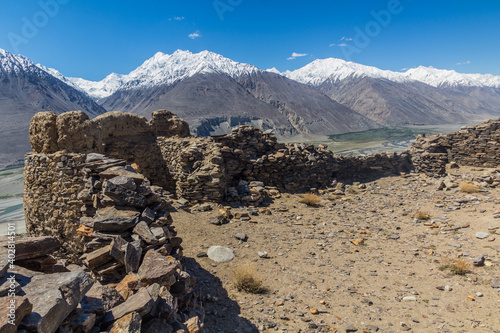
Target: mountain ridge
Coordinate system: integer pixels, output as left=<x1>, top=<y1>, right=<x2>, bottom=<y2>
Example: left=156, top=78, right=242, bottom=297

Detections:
left=42, top=50, right=500, bottom=99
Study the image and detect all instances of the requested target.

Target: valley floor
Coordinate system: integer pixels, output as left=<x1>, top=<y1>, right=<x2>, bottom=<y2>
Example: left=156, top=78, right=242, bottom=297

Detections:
left=0, top=167, right=25, bottom=235
left=174, top=166, right=500, bottom=333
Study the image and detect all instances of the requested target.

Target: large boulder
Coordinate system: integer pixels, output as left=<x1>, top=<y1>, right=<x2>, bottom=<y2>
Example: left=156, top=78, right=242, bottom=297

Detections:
left=29, top=111, right=59, bottom=153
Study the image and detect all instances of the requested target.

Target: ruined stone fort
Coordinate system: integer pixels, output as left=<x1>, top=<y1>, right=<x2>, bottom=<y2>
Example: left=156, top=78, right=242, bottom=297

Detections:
left=14, top=110, right=500, bottom=332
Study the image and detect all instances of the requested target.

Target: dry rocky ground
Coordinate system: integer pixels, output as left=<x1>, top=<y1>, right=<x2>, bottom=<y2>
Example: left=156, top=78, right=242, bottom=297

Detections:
left=174, top=166, right=500, bottom=333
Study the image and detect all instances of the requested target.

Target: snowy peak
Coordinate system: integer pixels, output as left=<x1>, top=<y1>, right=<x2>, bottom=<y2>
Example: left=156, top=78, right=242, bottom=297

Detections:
left=283, top=58, right=410, bottom=86
left=284, top=57, right=500, bottom=89
left=124, top=50, right=261, bottom=88
left=266, top=67, right=281, bottom=74
left=0, top=48, right=40, bottom=75
left=66, top=73, right=125, bottom=100
left=405, top=66, right=500, bottom=89
left=64, top=50, right=262, bottom=99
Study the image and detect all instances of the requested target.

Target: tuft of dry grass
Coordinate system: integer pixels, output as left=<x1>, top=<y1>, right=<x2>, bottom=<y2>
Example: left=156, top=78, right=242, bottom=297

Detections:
left=232, top=265, right=265, bottom=294
left=299, top=193, right=322, bottom=206
left=459, top=182, right=479, bottom=193
left=415, top=210, right=430, bottom=220
left=439, top=257, right=472, bottom=275
left=327, top=194, right=342, bottom=201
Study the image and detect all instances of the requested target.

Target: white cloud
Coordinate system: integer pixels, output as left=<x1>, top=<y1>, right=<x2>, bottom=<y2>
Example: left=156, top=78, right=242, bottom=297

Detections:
left=169, top=16, right=185, bottom=21
left=188, top=30, right=201, bottom=39
left=287, top=52, right=308, bottom=60
left=401, top=67, right=408, bottom=71
left=337, top=43, right=347, bottom=47
left=329, top=43, right=336, bottom=47
left=340, top=36, right=353, bottom=41
left=456, top=60, right=471, bottom=65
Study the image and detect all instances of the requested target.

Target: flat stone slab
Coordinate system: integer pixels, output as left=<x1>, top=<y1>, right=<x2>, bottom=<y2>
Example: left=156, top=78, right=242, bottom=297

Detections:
left=0, top=236, right=60, bottom=261
left=0, top=296, right=32, bottom=333
left=104, top=181, right=146, bottom=208
left=21, top=270, right=94, bottom=333
left=99, top=168, right=145, bottom=185
left=476, top=232, right=490, bottom=239
left=102, top=287, right=154, bottom=325
left=137, top=250, right=179, bottom=286
left=207, top=246, right=235, bottom=263
left=93, top=207, right=140, bottom=232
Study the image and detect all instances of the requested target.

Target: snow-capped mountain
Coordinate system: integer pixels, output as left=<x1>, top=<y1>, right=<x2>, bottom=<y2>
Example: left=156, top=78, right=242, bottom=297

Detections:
left=0, top=48, right=39, bottom=75
left=0, top=48, right=106, bottom=167
left=405, top=66, right=500, bottom=89
left=277, top=57, right=500, bottom=126
left=62, top=50, right=262, bottom=99
left=282, top=57, right=500, bottom=89
left=283, top=58, right=410, bottom=86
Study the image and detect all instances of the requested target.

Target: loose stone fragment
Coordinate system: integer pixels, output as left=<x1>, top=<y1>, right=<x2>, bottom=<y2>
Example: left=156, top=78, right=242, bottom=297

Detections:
left=207, top=246, right=235, bottom=263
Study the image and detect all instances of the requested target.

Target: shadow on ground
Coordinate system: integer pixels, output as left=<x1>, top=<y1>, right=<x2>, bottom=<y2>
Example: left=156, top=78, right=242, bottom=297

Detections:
left=183, top=257, right=259, bottom=333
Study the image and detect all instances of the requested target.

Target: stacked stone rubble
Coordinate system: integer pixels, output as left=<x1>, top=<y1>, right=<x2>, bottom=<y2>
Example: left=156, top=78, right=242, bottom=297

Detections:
left=22, top=153, right=203, bottom=332
left=214, top=125, right=412, bottom=193
left=409, top=118, right=500, bottom=176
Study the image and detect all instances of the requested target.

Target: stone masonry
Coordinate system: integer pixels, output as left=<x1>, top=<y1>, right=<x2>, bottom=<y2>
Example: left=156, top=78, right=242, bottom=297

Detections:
left=26, top=111, right=500, bottom=206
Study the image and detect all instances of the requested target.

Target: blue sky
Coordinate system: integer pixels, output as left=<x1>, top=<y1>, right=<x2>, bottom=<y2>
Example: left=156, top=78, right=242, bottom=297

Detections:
left=0, top=0, right=499, bottom=80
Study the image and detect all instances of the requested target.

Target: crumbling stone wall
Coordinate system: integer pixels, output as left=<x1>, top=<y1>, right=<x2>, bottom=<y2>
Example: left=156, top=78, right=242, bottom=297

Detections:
left=214, top=126, right=412, bottom=192
left=409, top=118, right=500, bottom=175
left=27, top=110, right=413, bottom=205
left=29, top=111, right=500, bottom=206
left=29, top=109, right=189, bottom=192
left=22, top=153, right=203, bottom=331
left=24, top=152, right=87, bottom=261
left=158, top=137, right=228, bottom=203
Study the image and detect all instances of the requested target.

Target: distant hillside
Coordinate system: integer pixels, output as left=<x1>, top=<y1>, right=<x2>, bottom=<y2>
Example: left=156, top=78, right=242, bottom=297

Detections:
left=0, top=49, right=105, bottom=167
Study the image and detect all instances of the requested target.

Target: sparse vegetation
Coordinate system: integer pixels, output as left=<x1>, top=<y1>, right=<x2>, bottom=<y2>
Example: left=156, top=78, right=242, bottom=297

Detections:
left=459, top=182, right=479, bottom=193
left=439, top=257, right=472, bottom=275
left=232, top=265, right=265, bottom=294
left=299, top=193, right=322, bottom=206
left=415, top=210, right=430, bottom=220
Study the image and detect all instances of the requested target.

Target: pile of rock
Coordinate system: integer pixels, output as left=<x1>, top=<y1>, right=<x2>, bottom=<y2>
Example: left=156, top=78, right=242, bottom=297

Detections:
left=22, top=153, right=204, bottom=332
left=74, top=153, right=181, bottom=279
left=226, top=180, right=279, bottom=205
left=0, top=236, right=203, bottom=332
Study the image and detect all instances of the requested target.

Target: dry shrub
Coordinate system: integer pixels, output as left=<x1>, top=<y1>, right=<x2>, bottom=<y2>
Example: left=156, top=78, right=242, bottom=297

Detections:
left=232, top=265, right=265, bottom=294
left=415, top=210, right=430, bottom=220
left=440, top=257, right=472, bottom=275
left=327, top=194, right=341, bottom=201
left=300, top=193, right=322, bottom=206
left=459, top=182, right=479, bottom=193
